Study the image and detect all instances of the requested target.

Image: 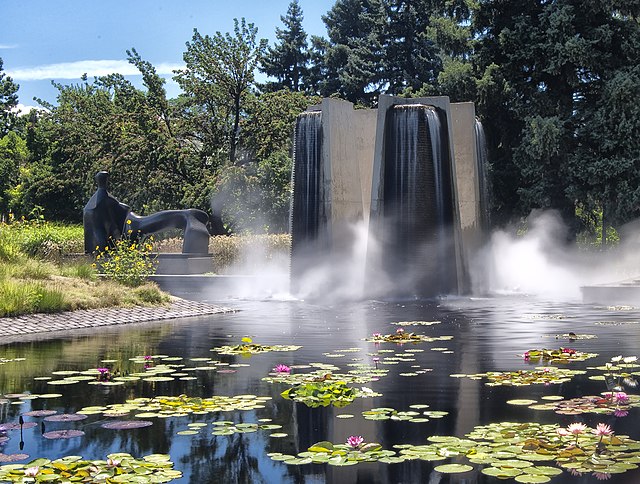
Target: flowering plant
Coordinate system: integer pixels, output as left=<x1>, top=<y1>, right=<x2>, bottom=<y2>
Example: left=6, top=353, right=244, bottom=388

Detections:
left=95, top=231, right=156, bottom=287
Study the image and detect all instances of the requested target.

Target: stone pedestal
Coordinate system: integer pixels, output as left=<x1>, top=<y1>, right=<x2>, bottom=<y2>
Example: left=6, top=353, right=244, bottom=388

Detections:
left=154, top=254, right=213, bottom=275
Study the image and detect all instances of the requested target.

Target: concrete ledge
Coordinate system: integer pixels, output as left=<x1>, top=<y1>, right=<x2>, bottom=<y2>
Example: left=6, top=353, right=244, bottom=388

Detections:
left=581, top=279, right=640, bottom=305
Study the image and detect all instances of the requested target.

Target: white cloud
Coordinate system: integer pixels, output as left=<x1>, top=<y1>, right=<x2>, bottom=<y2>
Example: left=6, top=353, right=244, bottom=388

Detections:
left=6, top=59, right=184, bottom=81
left=0, top=44, right=18, bottom=49
left=11, top=103, right=49, bottom=115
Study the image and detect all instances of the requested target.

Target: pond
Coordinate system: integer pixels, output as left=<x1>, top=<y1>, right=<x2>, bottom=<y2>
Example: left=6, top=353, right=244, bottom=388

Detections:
left=1, top=288, right=640, bottom=483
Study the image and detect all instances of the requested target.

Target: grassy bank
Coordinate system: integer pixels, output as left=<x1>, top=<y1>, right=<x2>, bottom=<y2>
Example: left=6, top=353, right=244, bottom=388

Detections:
left=0, top=221, right=169, bottom=318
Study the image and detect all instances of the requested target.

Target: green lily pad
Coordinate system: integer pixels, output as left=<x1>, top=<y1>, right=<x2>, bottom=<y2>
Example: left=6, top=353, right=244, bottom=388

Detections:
left=434, top=463, right=473, bottom=473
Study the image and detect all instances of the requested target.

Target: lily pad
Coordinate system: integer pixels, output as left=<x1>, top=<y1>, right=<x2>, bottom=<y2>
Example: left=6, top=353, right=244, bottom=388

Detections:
left=434, top=463, right=474, bottom=473
left=44, top=413, right=88, bottom=422
left=101, top=420, right=154, bottom=430
left=42, top=429, right=85, bottom=439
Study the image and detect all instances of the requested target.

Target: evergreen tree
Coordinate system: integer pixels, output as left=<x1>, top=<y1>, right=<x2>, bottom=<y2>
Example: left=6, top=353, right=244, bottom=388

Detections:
left=260, top=0, right=310, bottom=92
left=471, top=0, right=640, bottom=233
left=320, top=0, right=387, bottom=105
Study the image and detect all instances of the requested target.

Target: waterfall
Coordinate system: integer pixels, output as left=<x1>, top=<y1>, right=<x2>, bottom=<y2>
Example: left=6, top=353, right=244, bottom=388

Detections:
left=474, top=119, right=491, bottom=230
left=290, top=111, right=326, bottom=284
left=378, top=104, right=457, bottom=297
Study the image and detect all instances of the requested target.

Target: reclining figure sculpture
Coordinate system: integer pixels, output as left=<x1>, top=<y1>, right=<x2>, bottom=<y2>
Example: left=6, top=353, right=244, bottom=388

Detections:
left=83, top=171, right=210, bottom=254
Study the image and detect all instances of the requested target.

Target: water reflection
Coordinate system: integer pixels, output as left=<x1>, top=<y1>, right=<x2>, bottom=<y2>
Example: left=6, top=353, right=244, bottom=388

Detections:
left=1, top=295, right=640, bottom=482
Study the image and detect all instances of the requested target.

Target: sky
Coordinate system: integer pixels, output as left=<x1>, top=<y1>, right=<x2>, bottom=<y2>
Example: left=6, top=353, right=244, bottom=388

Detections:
left=1, top=0, right=335, bottom=108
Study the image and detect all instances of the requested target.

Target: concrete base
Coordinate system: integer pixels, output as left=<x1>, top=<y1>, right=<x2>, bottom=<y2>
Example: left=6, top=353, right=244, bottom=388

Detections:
left=581, top=278, right=640, bottom=305
left=155, top=253, right=213, bottom=275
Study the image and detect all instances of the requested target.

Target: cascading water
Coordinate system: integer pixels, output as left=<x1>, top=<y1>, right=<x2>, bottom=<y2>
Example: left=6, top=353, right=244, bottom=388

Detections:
left=376, top=104, right=458, bottom=297
left=474, top=118, right=491, bottom=230
left=289, top=111, right=326, bottom=287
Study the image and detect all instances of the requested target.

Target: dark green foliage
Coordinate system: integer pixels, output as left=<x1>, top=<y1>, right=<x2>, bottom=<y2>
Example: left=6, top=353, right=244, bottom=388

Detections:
left=472, top=0, right=640, bottom=232
left=260, top=1, right=310, bottom=92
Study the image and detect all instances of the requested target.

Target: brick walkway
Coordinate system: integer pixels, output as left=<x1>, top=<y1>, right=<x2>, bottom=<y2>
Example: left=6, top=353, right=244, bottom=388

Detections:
left=0, top=298, right=233, bottom=337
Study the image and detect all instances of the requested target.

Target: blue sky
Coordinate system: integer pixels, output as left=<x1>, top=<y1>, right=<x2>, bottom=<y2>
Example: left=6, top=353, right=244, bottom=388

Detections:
left=1, top=0, right=335, bottom=107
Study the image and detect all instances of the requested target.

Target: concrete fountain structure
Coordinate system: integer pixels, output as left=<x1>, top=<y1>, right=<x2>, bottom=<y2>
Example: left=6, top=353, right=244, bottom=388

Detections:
left=290, top=95, right=490, bottom=298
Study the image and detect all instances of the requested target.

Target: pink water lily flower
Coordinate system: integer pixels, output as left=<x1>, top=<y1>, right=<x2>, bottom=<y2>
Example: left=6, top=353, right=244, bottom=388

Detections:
left=396, top=328, right=405, bottom=334
left=24, top=466, right=39, bottom=477
left=593, top=423, right=613, bottom=437
left=567, top=422, right=587, bottom=435
left=273, top=364, right=291, bottom=373
left=614, top=392, right=629, bottom=404
left=346, top=435, right=364, bottom=448
left=567, top=422, right=587, bottom=445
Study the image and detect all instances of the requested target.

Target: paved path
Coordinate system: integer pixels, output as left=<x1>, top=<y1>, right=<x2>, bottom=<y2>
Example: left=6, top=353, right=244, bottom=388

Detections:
left=0, top=298, right=233, bottom=338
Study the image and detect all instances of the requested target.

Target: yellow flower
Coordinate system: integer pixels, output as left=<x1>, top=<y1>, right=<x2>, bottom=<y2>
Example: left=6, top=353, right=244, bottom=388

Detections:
left=126, top=219, right=132, bottom=225
left=91, top=263, right=97, bottom=268
left=127, top=229, right=132, bottom=234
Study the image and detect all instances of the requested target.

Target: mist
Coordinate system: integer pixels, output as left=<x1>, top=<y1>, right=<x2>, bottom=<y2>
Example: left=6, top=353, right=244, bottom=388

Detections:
left=471, top=210, right=640, bottom=301
left=208, top=202, right=640, bottom=303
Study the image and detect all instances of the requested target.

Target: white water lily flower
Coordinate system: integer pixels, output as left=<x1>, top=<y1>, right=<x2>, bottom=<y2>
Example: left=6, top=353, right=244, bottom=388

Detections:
left=612, top=355, right=623, bottom=362
left=623, top=356, right=638, bottom=364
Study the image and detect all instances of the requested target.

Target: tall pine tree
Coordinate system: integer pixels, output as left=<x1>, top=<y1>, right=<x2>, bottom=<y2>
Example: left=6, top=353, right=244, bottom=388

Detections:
left=260, top=0, right=310, bottom=92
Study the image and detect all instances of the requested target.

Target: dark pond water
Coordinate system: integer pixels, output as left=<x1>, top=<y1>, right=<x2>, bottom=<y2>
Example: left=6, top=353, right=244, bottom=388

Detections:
left=1, top=286, right=640, bottom=483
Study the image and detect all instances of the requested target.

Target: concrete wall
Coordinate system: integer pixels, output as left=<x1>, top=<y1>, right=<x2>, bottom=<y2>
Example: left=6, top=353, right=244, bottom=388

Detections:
left=321, top=99, right=376, bottom=247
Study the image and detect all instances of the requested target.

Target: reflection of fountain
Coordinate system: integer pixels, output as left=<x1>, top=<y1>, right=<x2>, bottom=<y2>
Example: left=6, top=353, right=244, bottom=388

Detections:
left=290, top=95, right=490, bottom=298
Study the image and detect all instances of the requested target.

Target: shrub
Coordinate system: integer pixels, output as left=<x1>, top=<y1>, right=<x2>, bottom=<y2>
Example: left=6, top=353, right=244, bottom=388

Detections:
left=153, top=233, right=291, bottom=274
left=2, top=218, right=83, bottom=259
left=0, top=226, right=22, bottom=262
left=0, top=280, right=67, bottom=316
left=97, top=234, right=157, bottom=287
left=132, top=284, right=171, bottom=304
left=60, top=260, right=97, bottom=280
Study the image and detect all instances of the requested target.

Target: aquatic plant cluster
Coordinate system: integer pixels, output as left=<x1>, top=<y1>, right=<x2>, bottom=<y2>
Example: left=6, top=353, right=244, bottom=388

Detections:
left=1, top=326, right=639, bottom=482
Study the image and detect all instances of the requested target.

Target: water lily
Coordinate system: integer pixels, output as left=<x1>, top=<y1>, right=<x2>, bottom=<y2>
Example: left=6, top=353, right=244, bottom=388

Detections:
left=372, top=332, right=382, bottom=339
left=567, top=422, right=587, bottom=445
left=23, top=466, right=39, bottom=477
left=562, top=347, right=576, bottom=355
left=614, top=392, right=629, bottom=404
left=346, top=435, right=364, bottom=448
left=623, top=356, right=637, bottom=364
left=396, top=328, right=405, bottom=334
left=96, top=367, right=111, bottom=381
left=273, top=364, right=291, bottom=374
left=593, top=423, right=613, bottom=443
left=567, top=422, right=587, bottom=434
left=523, top=351, right=530, bottom=360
